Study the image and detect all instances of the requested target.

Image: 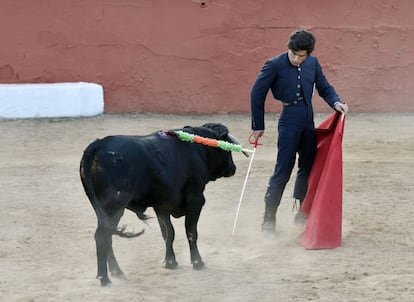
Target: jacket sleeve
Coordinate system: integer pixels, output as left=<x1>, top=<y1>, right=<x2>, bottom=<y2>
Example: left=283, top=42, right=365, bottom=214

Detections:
left=314, top=58, right=341, bottom=108
left=250, top=60, right=277, bottom=130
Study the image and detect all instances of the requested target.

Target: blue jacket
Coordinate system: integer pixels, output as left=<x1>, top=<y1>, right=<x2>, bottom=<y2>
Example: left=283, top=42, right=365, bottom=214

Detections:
left=251, top=52, right=341, bottom=130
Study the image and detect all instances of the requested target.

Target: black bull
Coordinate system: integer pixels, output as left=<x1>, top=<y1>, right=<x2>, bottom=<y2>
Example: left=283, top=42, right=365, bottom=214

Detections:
left=80, top=123, right=244, bottom=286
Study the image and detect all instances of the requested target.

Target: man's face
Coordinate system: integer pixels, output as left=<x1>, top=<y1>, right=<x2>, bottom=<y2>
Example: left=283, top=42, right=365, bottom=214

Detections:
left=288, top=49, right=308, bottom=66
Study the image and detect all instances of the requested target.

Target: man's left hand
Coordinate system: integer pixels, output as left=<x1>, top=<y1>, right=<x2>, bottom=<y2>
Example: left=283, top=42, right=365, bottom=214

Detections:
left=334, top=102, right=349, bottom=115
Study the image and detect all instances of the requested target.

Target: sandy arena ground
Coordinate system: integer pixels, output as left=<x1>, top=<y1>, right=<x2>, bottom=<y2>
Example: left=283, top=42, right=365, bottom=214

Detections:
left=0, top=112, right=413, bottom=301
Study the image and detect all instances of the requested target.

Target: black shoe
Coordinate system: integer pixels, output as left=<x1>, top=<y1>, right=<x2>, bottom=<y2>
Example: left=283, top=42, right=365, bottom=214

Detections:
left=261, top=205, right=277, bottom=234
left=261, top=218, right=275, bottom=233
left=294, top=210, right=307, bottom=225
left=292, top=199, right=306, bottom=225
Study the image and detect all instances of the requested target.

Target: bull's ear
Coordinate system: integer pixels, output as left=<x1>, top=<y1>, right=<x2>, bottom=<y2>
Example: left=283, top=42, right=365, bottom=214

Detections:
left=202, top=123, right=229, bottom=138
left=182, top=126, right=196, bottom=133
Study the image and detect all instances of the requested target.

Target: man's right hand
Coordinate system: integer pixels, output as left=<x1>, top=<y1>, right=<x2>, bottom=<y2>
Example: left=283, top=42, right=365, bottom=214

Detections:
left=251, top=130, right=264, bottom=143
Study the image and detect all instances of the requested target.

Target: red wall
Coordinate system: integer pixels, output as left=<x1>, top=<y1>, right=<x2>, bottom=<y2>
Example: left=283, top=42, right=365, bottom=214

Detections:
left=1, top=0, right=413, bottom=113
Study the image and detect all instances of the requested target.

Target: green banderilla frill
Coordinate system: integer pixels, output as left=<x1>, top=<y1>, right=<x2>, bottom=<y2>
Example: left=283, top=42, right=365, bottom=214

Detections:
left=173, top=130, right=253, bottom=153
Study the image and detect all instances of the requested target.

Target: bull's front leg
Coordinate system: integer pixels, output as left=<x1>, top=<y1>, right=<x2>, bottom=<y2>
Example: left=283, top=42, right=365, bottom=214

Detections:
left=156, top=211, right=178, bottom=269
left=185, top=207, right=205, bottom=270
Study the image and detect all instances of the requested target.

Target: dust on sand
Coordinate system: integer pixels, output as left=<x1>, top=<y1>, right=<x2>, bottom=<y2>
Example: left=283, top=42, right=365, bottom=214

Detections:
left=1, top=112, right=413, bottom=301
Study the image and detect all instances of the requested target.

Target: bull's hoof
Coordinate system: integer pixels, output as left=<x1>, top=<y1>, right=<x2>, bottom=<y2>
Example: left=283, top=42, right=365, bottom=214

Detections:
left=192, top=259, right=205, bottom=270
left=110, top=269, right=126, bottom=279
left=97, top=275, right=112, bottom=286
left=165, top=259, right=178, bottom=269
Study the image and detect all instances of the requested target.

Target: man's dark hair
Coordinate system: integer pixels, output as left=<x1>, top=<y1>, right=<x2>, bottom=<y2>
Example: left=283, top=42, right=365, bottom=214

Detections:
left=287, top=29, right=316, bottom=54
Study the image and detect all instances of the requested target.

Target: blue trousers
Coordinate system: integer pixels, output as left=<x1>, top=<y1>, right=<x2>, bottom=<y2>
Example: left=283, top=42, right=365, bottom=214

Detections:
left=265, top=102, right=317, bottom=208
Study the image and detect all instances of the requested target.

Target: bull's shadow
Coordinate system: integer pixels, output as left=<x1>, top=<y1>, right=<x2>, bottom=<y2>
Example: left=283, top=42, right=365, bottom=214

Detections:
left=80, top=123, right=244, bottom=286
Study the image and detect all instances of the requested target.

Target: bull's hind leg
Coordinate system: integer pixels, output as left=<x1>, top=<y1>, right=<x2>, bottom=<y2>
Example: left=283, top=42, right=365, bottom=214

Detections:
left=107, top=244, right=125, bottom=278
left=107, top=209, right=127, bottom=279
left=95, top=210, right=125, bottom=285
left=185, top=208, right=205, bottom=270
left=94, top=226, right=112, bottom=286
left=156, top=211, right=178, bottom=269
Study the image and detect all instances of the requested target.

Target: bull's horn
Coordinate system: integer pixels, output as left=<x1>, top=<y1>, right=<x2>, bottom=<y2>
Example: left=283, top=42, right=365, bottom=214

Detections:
left=228, top=134, right=249, bottom=158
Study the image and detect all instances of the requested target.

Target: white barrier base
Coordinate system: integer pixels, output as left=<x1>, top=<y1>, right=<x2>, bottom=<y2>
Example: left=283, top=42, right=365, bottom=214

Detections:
left=0, top=82, right=104, bottom=118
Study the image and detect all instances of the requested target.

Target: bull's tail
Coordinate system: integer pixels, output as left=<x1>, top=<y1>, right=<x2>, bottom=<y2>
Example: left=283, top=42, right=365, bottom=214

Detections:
left=80, top=140, right=144, bottom=238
